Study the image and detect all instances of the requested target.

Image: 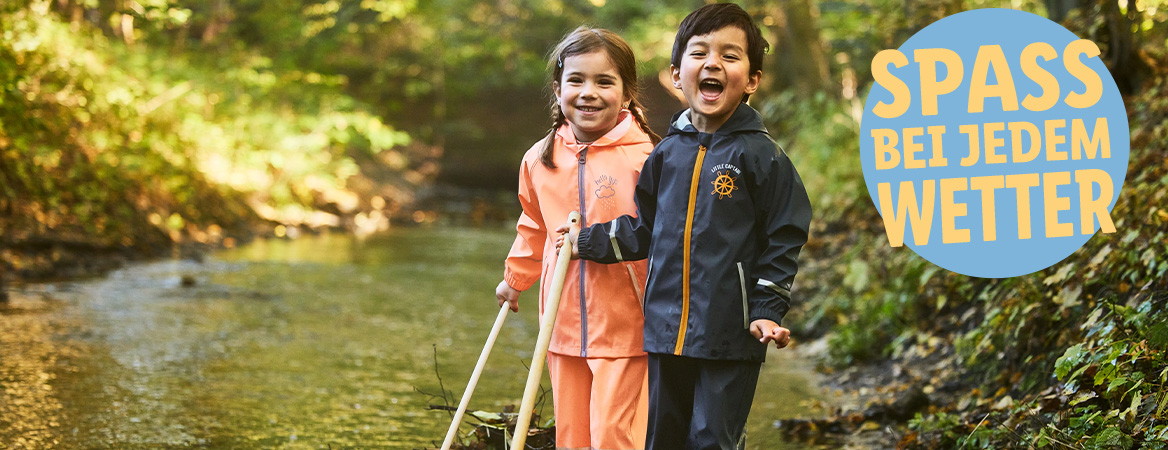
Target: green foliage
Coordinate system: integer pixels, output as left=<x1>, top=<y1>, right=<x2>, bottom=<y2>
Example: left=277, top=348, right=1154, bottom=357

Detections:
left=1, top=1, right=420, bottom=268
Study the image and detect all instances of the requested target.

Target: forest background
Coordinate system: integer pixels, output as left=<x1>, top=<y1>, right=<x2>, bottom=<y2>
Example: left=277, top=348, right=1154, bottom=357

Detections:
left=2, top=0, right=1167, bottom=448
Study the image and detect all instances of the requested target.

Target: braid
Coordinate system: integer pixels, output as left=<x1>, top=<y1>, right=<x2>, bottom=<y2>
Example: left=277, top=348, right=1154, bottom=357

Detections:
left=539, top=106, right=567, bottom=169
left=628, top=99, right=662, bottom=145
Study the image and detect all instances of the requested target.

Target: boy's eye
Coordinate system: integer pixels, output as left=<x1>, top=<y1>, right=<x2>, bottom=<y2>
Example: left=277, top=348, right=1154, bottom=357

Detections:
left=689, top=51, right=706, bottom=57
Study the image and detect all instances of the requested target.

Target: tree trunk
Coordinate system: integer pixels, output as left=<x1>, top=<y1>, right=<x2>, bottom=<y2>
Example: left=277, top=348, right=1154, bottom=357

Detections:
left=762, top=0, right=832, bottom=97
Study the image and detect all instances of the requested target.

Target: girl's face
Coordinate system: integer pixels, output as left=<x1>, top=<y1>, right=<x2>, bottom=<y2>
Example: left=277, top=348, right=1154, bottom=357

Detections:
left=554, top=50, right=629, bottom=143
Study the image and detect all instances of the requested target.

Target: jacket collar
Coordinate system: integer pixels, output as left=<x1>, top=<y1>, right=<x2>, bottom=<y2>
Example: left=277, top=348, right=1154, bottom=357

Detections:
left=667, top=103, right=768, bottom=137
left=556, top=110, right=650, bottom=151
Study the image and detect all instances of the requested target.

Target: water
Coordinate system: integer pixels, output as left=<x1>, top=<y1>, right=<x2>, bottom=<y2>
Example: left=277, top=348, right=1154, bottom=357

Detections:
left=1, top=227, right=835, bottom=449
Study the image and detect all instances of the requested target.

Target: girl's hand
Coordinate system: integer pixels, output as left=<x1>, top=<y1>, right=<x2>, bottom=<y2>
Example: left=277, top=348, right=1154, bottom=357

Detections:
left=749, top=319, right=792, bottom=349
left=553, top=223, right=580, bottom=260
left=496, top=281, right=521, bottom=312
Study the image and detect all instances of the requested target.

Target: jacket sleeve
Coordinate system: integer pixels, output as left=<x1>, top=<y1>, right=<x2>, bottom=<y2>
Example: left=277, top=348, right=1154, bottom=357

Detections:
left=747, top=143, right=813, bottom=326
left=577, top=147, right=660, bottom=263
left=503, top=158, right=545, bottom=291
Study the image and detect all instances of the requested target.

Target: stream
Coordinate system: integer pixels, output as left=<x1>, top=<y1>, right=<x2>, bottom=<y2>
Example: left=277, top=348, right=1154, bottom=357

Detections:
left=1, top=227, right=840, bottom=449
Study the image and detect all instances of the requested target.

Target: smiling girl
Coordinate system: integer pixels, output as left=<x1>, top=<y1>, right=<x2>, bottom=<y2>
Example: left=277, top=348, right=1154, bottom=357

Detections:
left=494, top=26, right=660, bottom=450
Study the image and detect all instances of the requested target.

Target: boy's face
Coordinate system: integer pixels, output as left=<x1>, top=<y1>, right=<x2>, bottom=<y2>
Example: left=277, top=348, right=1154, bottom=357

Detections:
left=671, top=26, right=761, bottom=133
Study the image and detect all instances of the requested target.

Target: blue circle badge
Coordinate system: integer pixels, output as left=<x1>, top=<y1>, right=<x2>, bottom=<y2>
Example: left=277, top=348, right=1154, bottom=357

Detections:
left=859, top=8, right=1130, bottom=278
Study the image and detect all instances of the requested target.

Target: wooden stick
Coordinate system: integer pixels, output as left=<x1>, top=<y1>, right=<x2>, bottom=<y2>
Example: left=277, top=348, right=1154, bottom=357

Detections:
left=439, top=303, right=511, bottom=450
left=510, top=211, right=580, bottom=449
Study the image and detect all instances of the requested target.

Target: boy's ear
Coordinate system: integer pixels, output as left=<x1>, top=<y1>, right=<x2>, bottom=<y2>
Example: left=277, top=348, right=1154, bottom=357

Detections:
left=744, top=70, right=761, bottom=96
left=670, top=65, right=682, bottom=89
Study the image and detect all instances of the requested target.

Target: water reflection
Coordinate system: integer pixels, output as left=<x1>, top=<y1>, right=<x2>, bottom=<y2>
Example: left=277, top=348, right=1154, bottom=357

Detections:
left=0, top=228, right=834, bottom=449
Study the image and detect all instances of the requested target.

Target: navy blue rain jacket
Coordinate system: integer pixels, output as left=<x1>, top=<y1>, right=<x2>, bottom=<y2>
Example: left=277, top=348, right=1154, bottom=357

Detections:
left=577, top=103, right=812, bottom=361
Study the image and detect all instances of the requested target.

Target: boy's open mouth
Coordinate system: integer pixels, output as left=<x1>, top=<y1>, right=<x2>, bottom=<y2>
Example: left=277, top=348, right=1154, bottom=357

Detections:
left=699, top=79, right=723, bottom=100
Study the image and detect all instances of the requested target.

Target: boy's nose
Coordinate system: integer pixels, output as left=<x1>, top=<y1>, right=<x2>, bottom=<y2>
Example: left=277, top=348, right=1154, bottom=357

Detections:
left=703, top=57, right=722, bottom=71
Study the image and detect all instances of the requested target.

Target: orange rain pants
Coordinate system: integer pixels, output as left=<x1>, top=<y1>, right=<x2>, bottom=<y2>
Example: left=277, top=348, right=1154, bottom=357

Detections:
left=547, top=353, right=649, bottom=450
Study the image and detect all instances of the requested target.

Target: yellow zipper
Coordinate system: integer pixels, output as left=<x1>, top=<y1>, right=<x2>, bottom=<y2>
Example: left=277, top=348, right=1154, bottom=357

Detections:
left=675, top=144, right=706, bottom=355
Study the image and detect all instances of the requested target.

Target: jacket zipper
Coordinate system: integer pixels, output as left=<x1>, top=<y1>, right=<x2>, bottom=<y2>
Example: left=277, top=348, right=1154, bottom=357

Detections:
left=578, top=146, right=588, bottom=357
left=675, top=144, right=706, bottom=355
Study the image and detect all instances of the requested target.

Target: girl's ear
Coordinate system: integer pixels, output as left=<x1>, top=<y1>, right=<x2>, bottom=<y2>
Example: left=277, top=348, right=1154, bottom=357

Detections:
left=552, top=81, right=561, bottom=99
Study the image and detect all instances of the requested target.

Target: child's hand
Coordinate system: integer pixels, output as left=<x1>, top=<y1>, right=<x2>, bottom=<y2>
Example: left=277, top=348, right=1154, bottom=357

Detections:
left=496, top=281, right=521, bottom=312
left=553, top=223, right=580, bottom=260
left=750, top=319, right=792, bottom=349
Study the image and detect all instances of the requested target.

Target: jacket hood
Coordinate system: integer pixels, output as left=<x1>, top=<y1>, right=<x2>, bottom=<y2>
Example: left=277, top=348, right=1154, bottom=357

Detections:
left=556, top=110, right=652, bottom=150
left=667, top=103, right=768, bottom=137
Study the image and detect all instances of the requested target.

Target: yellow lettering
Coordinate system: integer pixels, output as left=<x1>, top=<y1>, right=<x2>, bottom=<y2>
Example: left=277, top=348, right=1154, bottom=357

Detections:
left=1008, top=121, right=1041, bottom=163
left=1076, top=169, right=1116, bottom=234
left=1020, top=42, right=1060, bottom=112
left=1046, top=119, right=1067, bottom=161
left=968, top=45, right=1019, bottom=113
left=970, top=176, right=1005, bottom=242
left=878, top=180, right=936, bottom=247
left=959, top=124, right=981, bottom=166
left=940, top=178, right=970, bottom=244
left=1044, top=171, right=1073, bottom=238
left=927, top=125, right=948, bottom=167
left=872, top=128, right=901, bottom=170
left=1064, top=39, right=1103, bottom=109
left=1071, top=117, right=1110, bottom=160
left=914, top=48, right=964, bottom=116
left=983, top=122, right=1007, bottom=164
left=1006, top=173, right=1040, bottom=240
left=904, top=127, right=926, bottom=169
left=872, top=50, right=912, bottom=119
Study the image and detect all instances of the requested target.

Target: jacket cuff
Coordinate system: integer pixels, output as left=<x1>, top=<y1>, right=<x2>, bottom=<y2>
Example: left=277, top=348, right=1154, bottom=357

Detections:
left=504, top=268, right=537, bottom=292
left=577, top=225, right=601, bottom=261
left=749, top=306, right=787, bottom=327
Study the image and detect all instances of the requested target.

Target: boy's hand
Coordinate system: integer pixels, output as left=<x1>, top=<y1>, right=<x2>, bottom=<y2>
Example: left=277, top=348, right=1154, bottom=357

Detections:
left=553, top=223, right=580, bottom=260
left=496, top=281, right=521, bottom=312
left=750, top=319, right=791, bottom=349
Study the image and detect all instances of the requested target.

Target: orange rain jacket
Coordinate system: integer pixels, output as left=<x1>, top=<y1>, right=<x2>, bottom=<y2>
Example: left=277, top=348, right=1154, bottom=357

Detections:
left=504, top=111, right=652, bottom=358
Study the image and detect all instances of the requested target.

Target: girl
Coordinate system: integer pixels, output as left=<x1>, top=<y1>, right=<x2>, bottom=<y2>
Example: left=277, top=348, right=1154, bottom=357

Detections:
left=495, top=26, right=661, bottom=450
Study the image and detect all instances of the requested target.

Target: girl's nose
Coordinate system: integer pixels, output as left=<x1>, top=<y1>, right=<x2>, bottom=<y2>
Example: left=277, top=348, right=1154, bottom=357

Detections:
left=580, top=83, right=598, bottom=98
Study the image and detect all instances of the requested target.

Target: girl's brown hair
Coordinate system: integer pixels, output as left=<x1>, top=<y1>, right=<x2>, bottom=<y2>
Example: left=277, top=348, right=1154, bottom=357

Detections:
left=539, top=26, right=662, bottom=169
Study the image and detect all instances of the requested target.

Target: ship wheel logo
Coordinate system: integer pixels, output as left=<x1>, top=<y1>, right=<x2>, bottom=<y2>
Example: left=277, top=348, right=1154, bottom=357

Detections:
left=711, top=171, right=738, bottom=199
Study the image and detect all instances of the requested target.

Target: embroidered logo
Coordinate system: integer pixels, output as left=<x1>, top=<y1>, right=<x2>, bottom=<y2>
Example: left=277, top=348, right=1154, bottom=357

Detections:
left=711, top=170, right=738, bottom=199
left=595, top=175, right=618, bottom=210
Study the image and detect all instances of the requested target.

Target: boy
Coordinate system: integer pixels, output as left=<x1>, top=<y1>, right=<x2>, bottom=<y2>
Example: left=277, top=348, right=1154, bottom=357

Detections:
left=559, top=3, right=812, bottom=449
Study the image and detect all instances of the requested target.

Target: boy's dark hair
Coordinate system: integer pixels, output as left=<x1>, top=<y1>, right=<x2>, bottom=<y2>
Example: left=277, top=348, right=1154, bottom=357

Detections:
left=671, top=3, right=769, bottom=101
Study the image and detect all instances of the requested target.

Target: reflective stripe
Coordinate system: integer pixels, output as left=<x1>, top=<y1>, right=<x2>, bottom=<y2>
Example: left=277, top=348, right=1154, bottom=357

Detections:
left=757, top=278, right=791, bottom=299
left=737, top=262, right=748, bottom=330
left=609, top=220, right=624, bottom=262
left=626, top=265, right=643, bottom=306
left=675, top=144, right=706, bottom=355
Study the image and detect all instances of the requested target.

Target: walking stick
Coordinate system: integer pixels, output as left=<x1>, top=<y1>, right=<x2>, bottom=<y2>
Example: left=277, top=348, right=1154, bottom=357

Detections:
left=510, top=211, right=580, bottom=450
left=439, top=302, right=512, bottom=450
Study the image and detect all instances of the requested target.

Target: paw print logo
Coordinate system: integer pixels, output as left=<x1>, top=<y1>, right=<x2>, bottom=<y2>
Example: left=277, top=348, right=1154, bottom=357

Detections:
left=595, top=175, right=618, bottom=210
left=711, top=171, right=738, bottom=199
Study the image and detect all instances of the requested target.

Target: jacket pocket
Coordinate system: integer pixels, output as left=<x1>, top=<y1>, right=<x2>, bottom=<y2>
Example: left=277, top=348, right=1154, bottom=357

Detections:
left=737, top=262, right=749, bottom=330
